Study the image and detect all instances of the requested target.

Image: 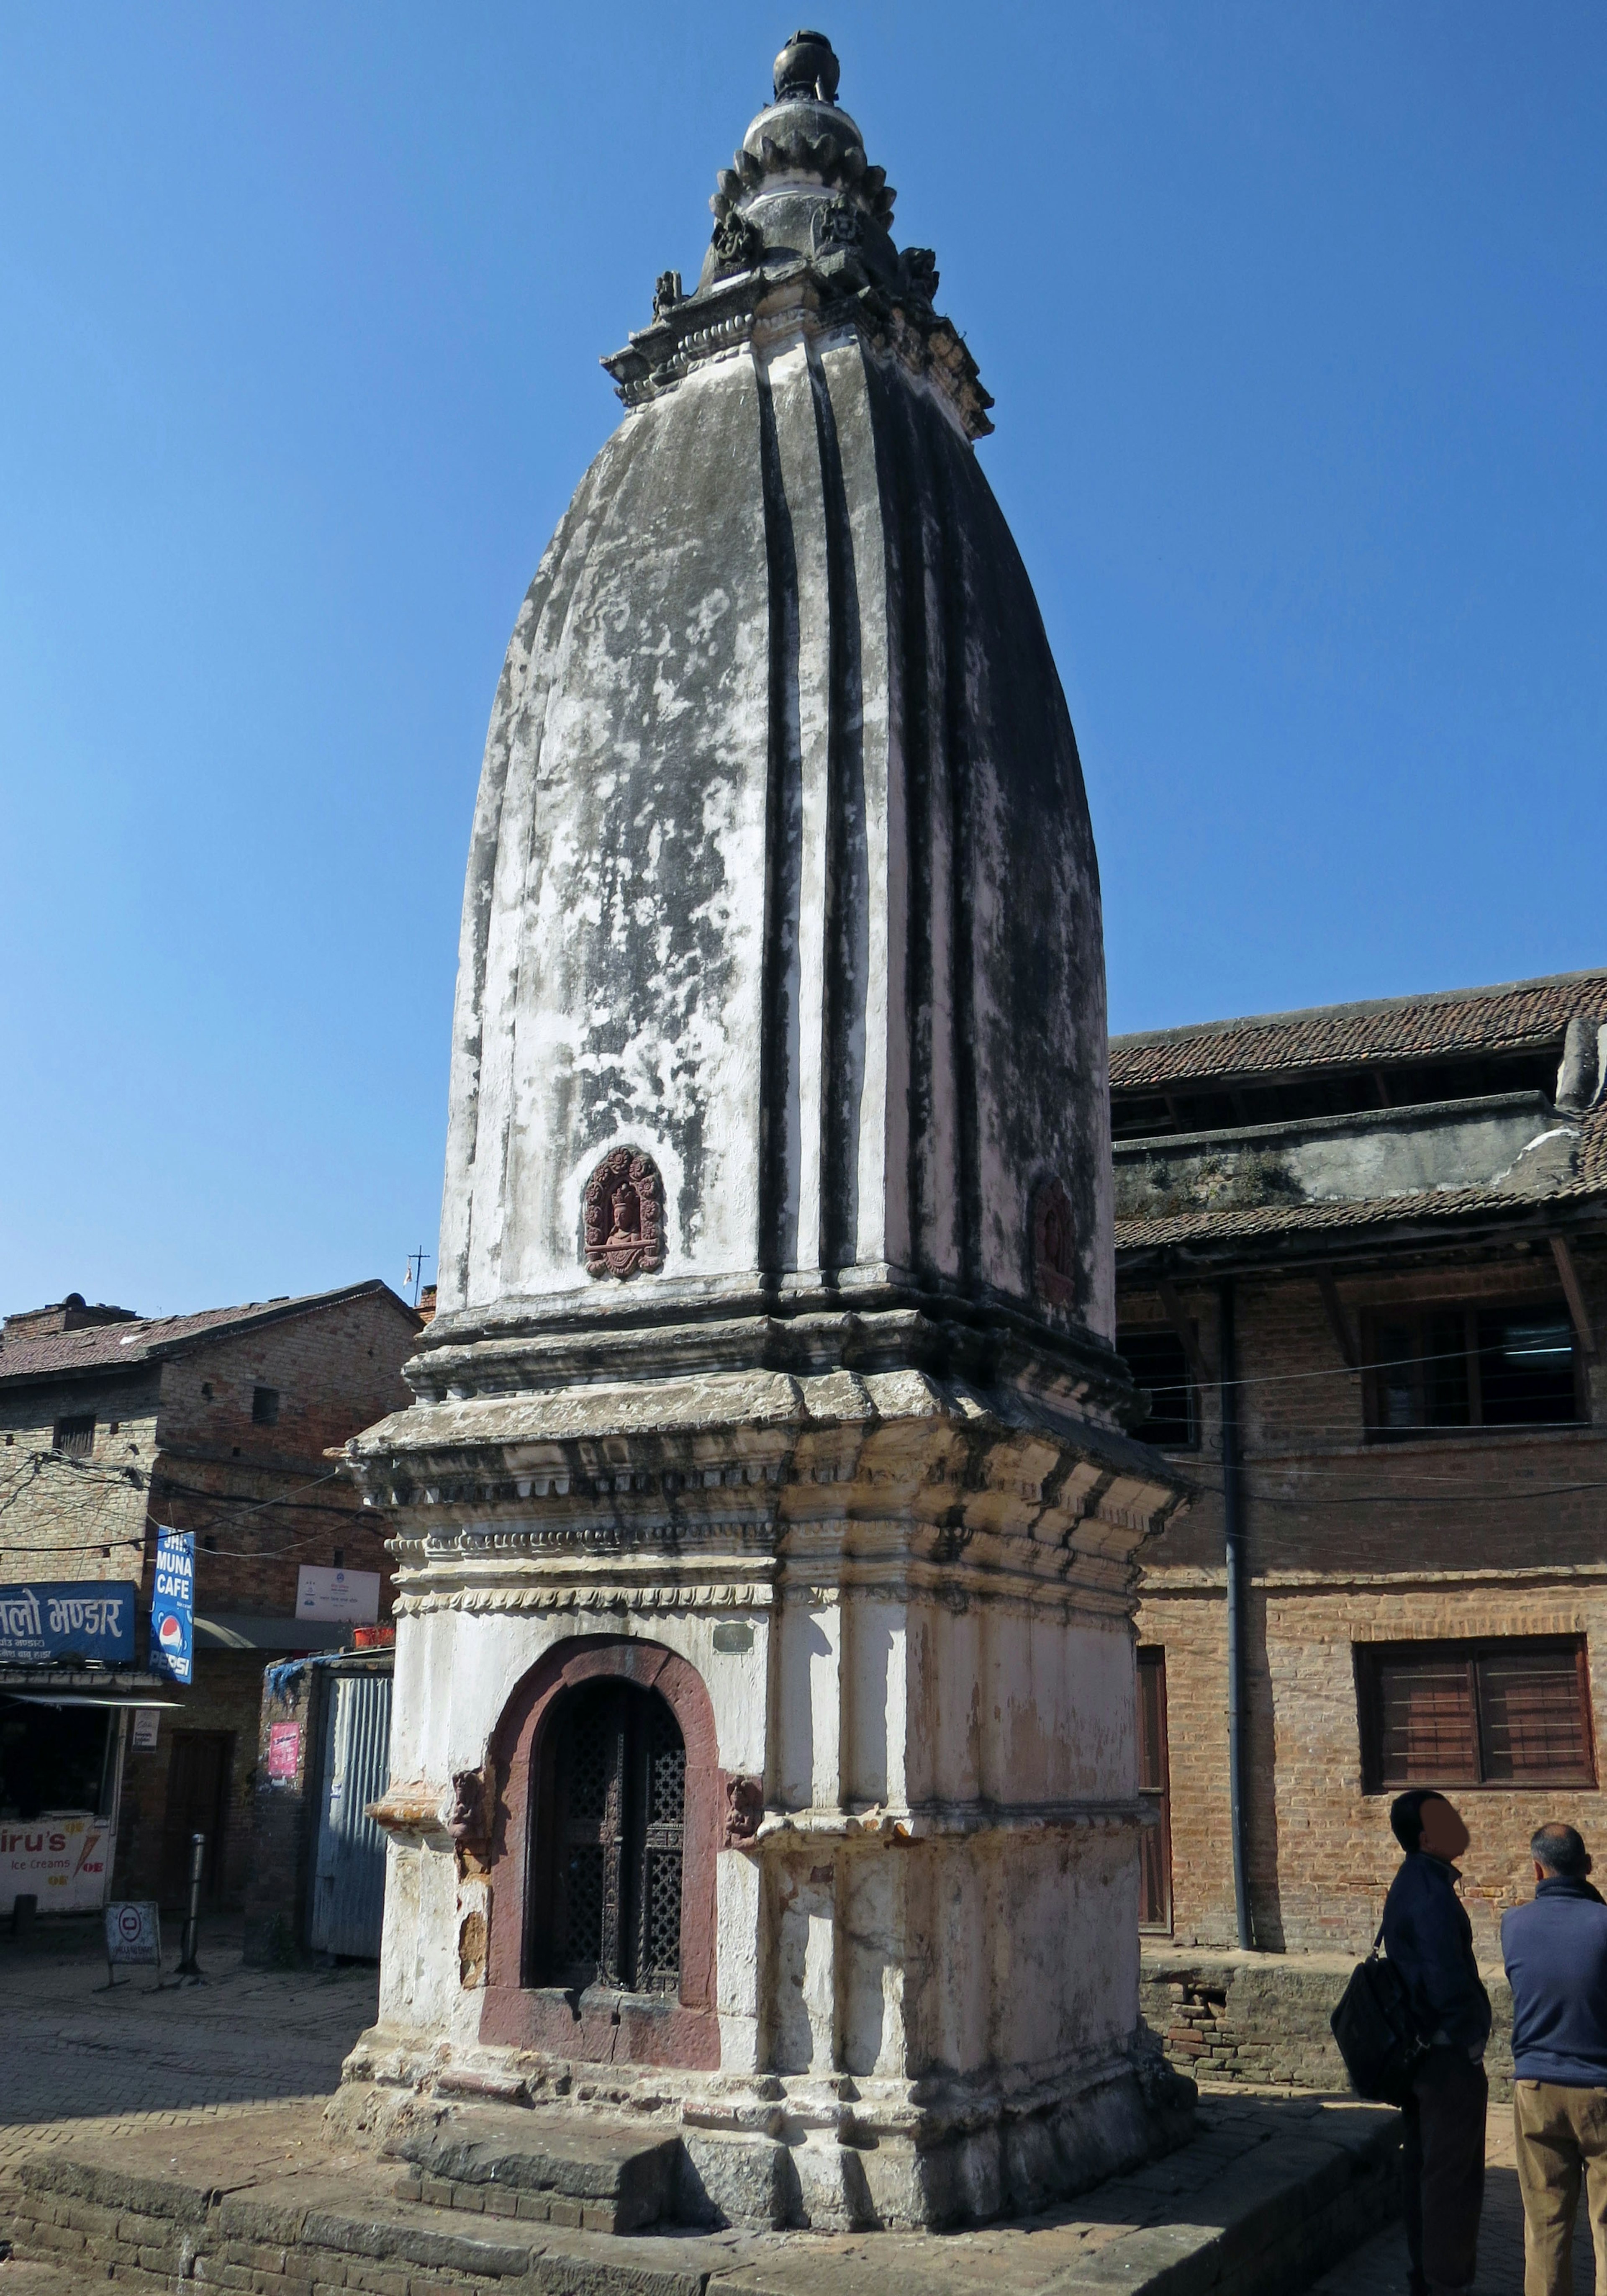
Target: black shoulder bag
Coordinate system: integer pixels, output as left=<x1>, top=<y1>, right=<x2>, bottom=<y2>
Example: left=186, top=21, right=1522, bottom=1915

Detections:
left=1330, top=1923, right=1427, bottom=2105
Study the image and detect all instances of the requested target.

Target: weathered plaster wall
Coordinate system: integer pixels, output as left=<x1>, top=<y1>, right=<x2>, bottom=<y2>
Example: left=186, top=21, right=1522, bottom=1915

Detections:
left=375, top=1587, right=1140, bottom=2088
left=438, top=316, right=1112, bottom=1336
left=1115, top=1090, right=1574, bottom=1221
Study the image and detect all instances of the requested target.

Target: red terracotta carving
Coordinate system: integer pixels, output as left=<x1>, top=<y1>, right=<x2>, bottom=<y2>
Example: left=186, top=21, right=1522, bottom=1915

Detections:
left=583, top=1148, right=667, bottom=1280
left=447, top=1766, right=490, bottom=1847
left=1032, top=1175, right=1078, bottom=1307
left=721, top=1772, right=764, bottom=1846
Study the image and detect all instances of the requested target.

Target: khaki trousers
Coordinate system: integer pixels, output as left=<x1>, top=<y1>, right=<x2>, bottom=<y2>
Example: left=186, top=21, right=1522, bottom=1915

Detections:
left=1514, top=2079, right=1607, bottom=2296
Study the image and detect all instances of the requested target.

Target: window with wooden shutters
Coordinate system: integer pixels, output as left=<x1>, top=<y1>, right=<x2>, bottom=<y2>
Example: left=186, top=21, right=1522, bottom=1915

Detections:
left=1358, top=1639, right=1596, bottom=1790
left=1136, top=1648, right=1173, bottom=1932
left=534, top=1682, right=685, bottom=1995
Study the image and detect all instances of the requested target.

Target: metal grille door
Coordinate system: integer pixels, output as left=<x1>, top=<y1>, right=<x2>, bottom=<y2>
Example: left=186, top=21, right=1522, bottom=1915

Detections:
left=309, top=1671, right=393, bottom=1958
left=547, top=1684, right=683, bottom=1993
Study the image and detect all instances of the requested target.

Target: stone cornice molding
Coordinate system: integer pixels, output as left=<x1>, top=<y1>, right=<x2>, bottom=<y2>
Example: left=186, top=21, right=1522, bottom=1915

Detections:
left=601, top=260, right=992, bottom=447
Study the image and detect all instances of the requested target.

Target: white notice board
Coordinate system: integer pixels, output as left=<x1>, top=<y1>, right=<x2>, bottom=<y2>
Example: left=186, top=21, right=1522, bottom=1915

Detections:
left=295, top=1567, right=381, bottom=1625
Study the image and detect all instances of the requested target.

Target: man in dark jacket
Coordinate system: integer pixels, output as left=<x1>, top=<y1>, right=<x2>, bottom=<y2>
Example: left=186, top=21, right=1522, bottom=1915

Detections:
left=1383, top=1789, right=1492, bottom=2296
left=1501, top=1822, right=1607, bottom=2296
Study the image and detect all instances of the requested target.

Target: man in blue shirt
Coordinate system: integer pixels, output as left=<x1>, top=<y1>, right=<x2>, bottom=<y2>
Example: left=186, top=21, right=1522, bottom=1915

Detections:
left=1502, top=1822, right=1607, bottom=2296
left=1383, top=1789, right=1492, bottom=2296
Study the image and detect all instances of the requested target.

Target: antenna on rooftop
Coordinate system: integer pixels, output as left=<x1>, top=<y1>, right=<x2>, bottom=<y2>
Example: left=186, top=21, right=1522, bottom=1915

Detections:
left=403, top=1247, right=432, bottom=1307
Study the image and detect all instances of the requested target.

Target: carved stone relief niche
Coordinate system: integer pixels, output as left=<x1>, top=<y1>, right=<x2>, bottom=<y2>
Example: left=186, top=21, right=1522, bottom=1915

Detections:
left=1032, top=1175, right=1078, bottom=1309
left=583, top=1148, right=667, bottom=1280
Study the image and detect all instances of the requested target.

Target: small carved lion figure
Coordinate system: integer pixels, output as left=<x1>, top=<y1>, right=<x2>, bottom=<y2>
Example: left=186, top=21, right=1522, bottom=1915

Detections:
left=811, top=198, right=862, bottom=257
left=711, top=207, right=763, bottom=271
left=722, top=1772, right=765, bottom=1847
left=447, top=1767, right=489, bottom=1846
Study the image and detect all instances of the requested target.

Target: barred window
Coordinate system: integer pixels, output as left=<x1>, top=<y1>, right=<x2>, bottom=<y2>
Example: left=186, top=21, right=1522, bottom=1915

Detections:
left=529, top=1681, right=685, bottom=1996
left=1357, top=1639, right=1596, bottom=1790
left=1118, top=1328, right=1197, bottom=1451
left=53, top=1414, right=95, bottom=1457
left=1363, top=1302, right=1581, bottom=1438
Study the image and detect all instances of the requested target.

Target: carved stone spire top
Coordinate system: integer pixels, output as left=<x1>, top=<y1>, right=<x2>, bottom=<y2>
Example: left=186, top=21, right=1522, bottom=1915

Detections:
left=602, top=31, right=992, bottom=442
left=773, top=28, right=840, bottom=103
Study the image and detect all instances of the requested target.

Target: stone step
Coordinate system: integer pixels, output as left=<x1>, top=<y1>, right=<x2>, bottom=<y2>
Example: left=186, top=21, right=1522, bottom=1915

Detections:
left=385, top=2101, right=683, bottom=2234
left=3, top=2090, right=1403, bottom=2295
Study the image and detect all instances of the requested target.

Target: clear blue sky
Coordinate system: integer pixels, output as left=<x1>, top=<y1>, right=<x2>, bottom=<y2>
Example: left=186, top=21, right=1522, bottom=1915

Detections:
left=2, top=4, right=1602, bottom=1318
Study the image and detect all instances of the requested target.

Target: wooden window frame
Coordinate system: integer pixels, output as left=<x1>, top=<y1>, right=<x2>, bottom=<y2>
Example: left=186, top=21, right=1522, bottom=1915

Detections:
left=1360, top=1297, right=1583, bottom=1441
left=1136, top=1646, right=1173, bottom=1933
left=481, top=1636, right=721, bottom=2070
left=1356, top=1636, right=1597, bottom=1792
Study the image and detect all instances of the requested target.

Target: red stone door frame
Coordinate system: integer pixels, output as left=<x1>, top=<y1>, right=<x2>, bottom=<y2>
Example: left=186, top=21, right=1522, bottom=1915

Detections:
left=480, top=1635, right=721, bottom=2068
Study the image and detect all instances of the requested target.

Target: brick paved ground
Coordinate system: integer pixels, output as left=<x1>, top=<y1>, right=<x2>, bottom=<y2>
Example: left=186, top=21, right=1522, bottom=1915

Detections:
left=0, top=1912, right=377, bottom=2165
left=1309, top=2096, right=1597, bottom=2293
left=0, top=1918, right=1486, bottom=2293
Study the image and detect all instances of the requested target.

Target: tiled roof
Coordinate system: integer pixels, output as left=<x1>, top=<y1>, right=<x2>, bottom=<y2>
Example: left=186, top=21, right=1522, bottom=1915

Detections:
left=1110, top=968, right=1607, bottom=1094
left=0, top=1281, right=415, bottom=1385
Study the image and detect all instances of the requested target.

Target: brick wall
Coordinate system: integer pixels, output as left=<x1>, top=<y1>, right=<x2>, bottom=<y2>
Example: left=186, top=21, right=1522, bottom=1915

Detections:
left=115, top=1651, right=265, bottom=1908
left=154, top=1292, right=417, bottom=1467
left=1140, top=1947, right=1521, bottom=2098
left=150, top=1290, right=418, bottom=1623
left=0, top=1371, right=161, bottom=1587
left=1126, top=1236, right=1607, bottom=1958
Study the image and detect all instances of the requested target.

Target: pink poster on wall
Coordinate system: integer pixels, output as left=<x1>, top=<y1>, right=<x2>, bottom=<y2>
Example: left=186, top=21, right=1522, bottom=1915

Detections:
left=266, top=1723, right=301, bottom=1782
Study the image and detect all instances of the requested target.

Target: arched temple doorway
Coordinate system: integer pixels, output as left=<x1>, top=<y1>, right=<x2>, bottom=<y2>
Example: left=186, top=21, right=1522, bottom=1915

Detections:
left=528, top=1680, right=685, bottom=1995
left=481, top=1636, right=721, bottom=2067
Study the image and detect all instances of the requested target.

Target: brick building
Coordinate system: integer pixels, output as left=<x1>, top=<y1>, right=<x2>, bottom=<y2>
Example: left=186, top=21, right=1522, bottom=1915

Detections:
left=1115, top=967, right=1607, bottom=1970
left=0, top=1281, right=419, bottom=1911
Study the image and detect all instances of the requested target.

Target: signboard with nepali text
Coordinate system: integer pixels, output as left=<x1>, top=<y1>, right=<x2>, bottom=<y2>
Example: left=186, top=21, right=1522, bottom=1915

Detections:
left=149, top=1531, right=194, bottom=1685
left=0, top=1582, right=136, bottom=1667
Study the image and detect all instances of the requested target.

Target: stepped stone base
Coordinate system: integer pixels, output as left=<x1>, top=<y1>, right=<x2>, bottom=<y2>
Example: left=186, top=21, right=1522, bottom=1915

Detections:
left=1, top=2090, right=1402, bottom=2296
left=388, top=2105, right=682, bottom=2233
left=336, top=2037, right=1196, bottom=2233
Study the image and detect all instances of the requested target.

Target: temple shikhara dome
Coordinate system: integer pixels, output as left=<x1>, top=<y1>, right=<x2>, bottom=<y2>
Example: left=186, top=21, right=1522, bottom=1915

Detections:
left=346, top=32, right=1188, bottom=2234
left=436, top=25, right=1110, bottom=1339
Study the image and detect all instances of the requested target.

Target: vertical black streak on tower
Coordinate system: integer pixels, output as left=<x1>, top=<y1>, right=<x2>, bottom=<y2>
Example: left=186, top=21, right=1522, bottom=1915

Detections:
left=874, top=370, right=936, bottom=1285
left=939, top=450, right=981, bottom=1289
left=810, top=353, right=866, bottom=1279
left=755, top=363, right=802, bottom=1281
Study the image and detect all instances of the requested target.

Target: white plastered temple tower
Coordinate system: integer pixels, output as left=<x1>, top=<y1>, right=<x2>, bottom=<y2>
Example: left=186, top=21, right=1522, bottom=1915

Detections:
left=344, top=30, right=1190, bottom=2231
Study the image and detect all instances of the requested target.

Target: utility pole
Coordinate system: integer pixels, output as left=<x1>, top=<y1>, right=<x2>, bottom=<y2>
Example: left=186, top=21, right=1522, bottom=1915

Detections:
left=403, top=1247, right=432, bottom=1307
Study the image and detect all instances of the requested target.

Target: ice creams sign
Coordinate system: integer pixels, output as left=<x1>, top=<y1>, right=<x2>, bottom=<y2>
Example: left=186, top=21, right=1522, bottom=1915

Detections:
left=149, top=1529, right=194, bottom=1684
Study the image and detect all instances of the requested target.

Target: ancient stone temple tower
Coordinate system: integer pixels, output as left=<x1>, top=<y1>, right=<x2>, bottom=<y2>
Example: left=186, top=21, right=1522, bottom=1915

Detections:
left=349, top=30, right=1188, bottom=2231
